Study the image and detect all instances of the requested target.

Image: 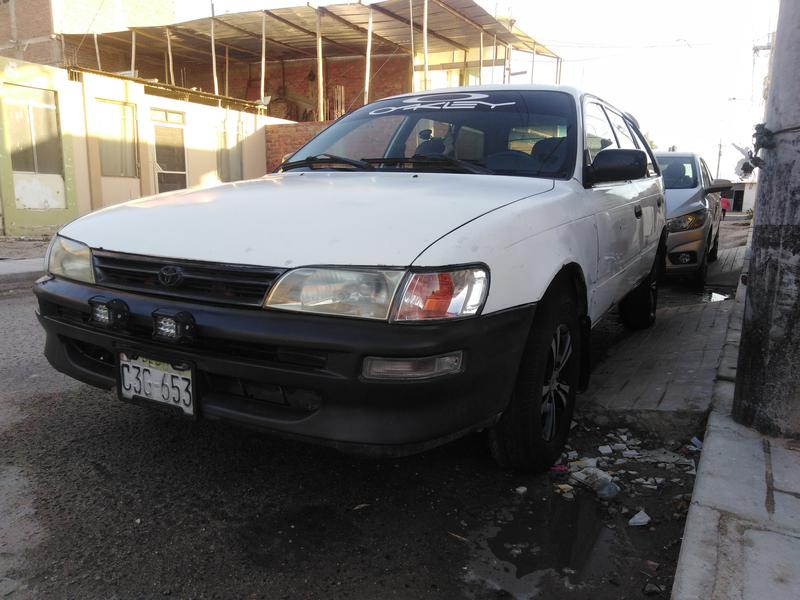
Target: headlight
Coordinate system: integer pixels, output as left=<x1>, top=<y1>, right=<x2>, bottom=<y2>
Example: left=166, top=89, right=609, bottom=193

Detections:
left=667, top=209, right=707, bottom=233
left=264, top=268, right=406, bottom=320
left=46, top=235, right=95, bottom=284
left=392, top=267, right=488, bottom=322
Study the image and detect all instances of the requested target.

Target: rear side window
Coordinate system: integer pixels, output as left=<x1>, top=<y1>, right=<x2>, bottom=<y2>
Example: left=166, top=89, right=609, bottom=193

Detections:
left=583, top=102, right=617, bottom=162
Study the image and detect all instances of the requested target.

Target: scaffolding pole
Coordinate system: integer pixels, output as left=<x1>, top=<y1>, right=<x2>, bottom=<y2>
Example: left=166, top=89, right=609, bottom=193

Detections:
left=479, top=31, right=483, bottom=85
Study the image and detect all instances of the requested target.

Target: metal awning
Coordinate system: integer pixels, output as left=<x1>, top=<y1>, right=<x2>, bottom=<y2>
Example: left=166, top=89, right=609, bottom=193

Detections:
left=63, top=0, right=558, bottom=64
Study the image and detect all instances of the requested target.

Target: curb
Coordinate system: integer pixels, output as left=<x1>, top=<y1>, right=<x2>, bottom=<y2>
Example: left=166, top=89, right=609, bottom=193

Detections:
left=670, top=238, right=749, bottom=599
left=0, top=258, right=44, bottom=291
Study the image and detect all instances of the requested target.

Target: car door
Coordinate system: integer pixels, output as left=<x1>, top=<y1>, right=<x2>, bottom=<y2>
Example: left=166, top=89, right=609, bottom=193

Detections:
left=582, top=101, right=643, bottom=320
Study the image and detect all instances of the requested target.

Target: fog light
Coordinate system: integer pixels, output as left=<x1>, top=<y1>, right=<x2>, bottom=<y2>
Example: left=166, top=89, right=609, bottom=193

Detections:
left=89, top=297, right=129, bottom=329
left=152, top=310, right=195, bottom=342
left=678, top=253, right=692, bottom=264
left=362, top=351, right=463, bottom=381
left=92, top=303, right=110, bottom=325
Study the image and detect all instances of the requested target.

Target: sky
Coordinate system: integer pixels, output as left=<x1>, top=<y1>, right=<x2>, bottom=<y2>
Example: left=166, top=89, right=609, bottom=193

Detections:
left=178, top=0, right=780, bottom=180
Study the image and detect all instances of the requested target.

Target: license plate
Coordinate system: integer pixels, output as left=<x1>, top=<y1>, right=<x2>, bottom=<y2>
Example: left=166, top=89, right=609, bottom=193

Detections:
left=118, top=352, right=194, bottom=416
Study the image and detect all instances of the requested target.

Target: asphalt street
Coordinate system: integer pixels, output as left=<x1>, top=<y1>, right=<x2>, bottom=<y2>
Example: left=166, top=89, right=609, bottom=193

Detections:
left=0, top=225, right=746, bottom=599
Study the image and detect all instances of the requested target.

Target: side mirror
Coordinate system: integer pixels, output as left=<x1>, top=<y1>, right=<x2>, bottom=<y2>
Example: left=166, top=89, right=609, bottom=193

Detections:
left=586, top=149, right=647, bottom=186
left=705, top=178, right=732, bottom=194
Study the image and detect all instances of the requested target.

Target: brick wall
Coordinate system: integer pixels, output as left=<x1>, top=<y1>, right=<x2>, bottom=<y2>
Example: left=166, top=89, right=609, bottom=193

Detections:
left=0, top=0, right=61, bottom=65
left=265, top=121, right=332, bottom=172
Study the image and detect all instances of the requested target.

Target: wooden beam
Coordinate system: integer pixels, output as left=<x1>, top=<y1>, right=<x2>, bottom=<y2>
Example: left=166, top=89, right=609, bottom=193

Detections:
left=129, top=28, right=217, bottom=62
left=366, top=2, right=467, bottom=53
left=265, top=9, right=363, bottom=56
left=212, top=16, right=314, bottom=58
left=317, top=6, right=409, bottom=55
left=210, top=4, right=219, bottom=95
left=130, top=30, right=136, bottom=73
left=363, top=6, right=372, bottom=104
left=165, top=27, right=175, bottom=85
left=422, top=0, right=428, bottom=90
left=409, top=0, right=415, bottom=91
left=479, top=30, right=483, bottom=84
left=93, top=32, right=101, bottom=70
left=316, top=9, right=324, bottom=120
left=260, top=12, right=266, bottom=101
left=224, top=44, right=229, bottom=96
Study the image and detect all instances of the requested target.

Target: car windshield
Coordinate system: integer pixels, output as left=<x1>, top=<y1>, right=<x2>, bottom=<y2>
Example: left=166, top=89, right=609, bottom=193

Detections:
left=283, top=90, right=578, bottom=179
left=657, top=155, right=698, bottom=189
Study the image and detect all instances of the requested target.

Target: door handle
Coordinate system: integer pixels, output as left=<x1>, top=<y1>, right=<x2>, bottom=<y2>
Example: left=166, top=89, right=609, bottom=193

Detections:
left=634, top=204, right=643, bottom=219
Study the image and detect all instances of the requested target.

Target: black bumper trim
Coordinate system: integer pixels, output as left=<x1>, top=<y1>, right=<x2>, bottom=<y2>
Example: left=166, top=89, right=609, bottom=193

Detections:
left=34, top=277, right=536, bottom=454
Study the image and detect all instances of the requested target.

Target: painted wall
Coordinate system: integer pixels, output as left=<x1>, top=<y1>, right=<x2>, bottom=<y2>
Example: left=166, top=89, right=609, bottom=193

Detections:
left=0, top=55, right=290, bottom=235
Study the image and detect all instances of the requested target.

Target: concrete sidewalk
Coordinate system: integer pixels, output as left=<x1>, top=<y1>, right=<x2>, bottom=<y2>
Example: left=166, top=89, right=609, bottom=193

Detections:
left=0, top=258, right=44, bottom=291
left=671, top=244, right=800, bottom=599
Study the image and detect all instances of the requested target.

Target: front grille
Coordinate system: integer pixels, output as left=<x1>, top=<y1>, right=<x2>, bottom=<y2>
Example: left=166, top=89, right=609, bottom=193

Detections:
left=93, top=250, right=285, bottom=308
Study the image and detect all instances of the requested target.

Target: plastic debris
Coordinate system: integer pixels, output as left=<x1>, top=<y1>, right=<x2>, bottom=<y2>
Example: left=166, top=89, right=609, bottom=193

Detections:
left=556, top=483, right=574, bottom=493
left=566, top=450, right=579, bottom=461
left=690, top=436, right=704, bottom=450
left=571, top=467, right=620, bottom=499
left=550, top=464, right=569, bottom=473
left=612, top=443, right=628, bottom=451
left=598, top=445, right=613, bottom=455
left=352, top=503, right=370, bottom=511
left=515, top=486, right=528, bottom=495
left=643, top=582, right=665, bottom=595
left=622, top=449, right=640, bottom=458
left=628, top=510, right=651, bottom=527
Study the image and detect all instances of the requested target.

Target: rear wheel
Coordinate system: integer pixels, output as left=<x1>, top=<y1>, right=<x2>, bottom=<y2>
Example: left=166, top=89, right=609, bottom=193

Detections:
left=489, top=282, right=580, bottom=472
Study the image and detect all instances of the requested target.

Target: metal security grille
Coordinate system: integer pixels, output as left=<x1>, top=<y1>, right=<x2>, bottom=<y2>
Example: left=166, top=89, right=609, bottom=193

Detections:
left=93, top=250, right=284, bottom=308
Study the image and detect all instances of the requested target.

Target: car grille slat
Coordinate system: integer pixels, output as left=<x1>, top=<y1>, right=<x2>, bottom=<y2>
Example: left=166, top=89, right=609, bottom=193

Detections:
left=92, top=250, right=285, bottom=308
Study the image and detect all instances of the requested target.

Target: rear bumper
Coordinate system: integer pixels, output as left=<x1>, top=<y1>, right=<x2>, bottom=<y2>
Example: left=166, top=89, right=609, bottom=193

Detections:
left=34, top=277, right=535, bottom=455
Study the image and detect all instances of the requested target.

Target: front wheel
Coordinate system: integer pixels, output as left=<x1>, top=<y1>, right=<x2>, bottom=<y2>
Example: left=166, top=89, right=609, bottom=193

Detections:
left=489, top=283, right=580, bottom=472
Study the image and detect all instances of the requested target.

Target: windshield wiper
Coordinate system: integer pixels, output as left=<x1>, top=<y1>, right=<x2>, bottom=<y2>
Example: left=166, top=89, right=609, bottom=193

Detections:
left=362, top=156, right=494, bottom=175
left=280, top=153, right=374, bottom=171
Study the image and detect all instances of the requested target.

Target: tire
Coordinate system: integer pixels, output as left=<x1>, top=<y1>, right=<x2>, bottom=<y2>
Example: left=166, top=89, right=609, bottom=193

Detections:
left=619, top=241, right=663, bottom=330
left=488, top=281, right=580, bottom=472
left=691, top=239, right=709, bottom=289
left=708, top=230, right=719, bottom=263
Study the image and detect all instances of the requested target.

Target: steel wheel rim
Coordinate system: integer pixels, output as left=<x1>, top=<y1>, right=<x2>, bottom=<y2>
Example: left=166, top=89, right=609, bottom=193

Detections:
left=540, top=324, right=572, bottom=442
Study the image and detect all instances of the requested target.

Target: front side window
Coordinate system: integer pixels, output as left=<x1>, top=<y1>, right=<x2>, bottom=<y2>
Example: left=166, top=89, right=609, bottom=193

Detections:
left=657, top=155, right=698, bottom=189
left=2, top=84, right=63, bottom=175
left=97, top=100, right=138, bottom=178
left=289, top=91, right=578, bottom=179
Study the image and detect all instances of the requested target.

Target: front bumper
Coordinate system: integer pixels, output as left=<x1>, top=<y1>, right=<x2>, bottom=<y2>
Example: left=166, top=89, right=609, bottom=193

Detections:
left=665, top=225, right=709, bottom=273
left=34, top=277, right=535, bottom=455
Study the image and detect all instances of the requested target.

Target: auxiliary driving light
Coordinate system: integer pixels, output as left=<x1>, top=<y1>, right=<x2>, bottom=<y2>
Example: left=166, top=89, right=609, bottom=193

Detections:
left=362, top=351, right=463, bottom=381
left=89, top=297, right=129, bottom=329
left=152, top=310, right=195, bottom=342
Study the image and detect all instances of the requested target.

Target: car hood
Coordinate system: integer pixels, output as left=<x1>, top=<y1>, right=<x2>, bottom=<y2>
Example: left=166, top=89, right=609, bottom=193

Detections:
left=664, top=187, right=706, bottom=219
left=61, top=172, right=554, bottom=267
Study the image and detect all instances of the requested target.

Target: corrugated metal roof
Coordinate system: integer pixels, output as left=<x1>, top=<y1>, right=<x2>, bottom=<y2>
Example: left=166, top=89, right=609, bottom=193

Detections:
left=65, top=0, right=558, bottom=63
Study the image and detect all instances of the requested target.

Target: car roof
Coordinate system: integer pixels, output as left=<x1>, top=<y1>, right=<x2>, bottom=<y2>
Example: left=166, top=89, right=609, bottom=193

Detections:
left=654, top=152, right=700, bottom=160
left=380, top=84, right=584, bottom=102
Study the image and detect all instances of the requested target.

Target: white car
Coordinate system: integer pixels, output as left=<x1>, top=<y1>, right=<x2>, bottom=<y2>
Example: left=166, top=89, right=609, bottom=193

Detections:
left=35, top=86, right=665, bottom=471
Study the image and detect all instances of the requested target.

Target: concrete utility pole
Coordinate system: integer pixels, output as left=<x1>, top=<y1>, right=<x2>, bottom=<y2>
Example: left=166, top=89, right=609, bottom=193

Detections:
left=733, top=0, right=800, bottom=437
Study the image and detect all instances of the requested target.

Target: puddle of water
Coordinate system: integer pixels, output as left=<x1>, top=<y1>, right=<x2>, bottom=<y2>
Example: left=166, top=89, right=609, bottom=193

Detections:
left=462, top=492, right=632, bottom=599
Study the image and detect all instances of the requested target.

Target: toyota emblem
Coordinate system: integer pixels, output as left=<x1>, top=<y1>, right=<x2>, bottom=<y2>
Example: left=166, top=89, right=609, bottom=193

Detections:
left=158, top=265, right=184, bottom=287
